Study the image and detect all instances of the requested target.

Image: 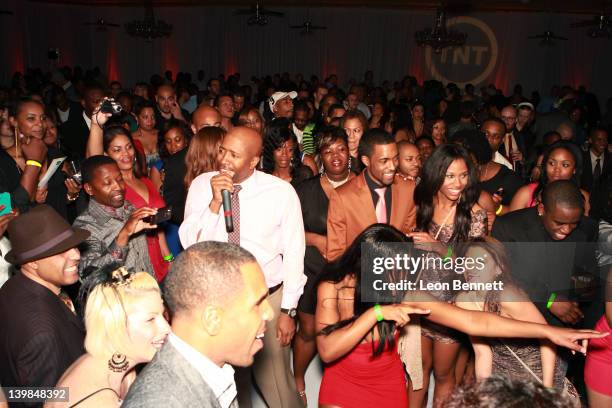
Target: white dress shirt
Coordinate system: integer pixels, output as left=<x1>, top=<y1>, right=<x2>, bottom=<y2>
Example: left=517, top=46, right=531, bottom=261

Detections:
left=57, top=107, right=70, bottom=123
left=168, top=333, right=237, bottom=408
left=493, top=151, right=513, bottom=170
left=179, top=170, right=306, bottom=309
left=82, top=111, right=92, bottom=130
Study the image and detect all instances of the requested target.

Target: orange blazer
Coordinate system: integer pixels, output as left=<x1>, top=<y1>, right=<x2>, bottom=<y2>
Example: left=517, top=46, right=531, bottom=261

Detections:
left=326, top=172, right=417, bottom=261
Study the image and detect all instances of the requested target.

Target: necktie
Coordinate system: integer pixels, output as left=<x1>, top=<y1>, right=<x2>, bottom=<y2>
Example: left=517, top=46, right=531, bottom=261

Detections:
left=59, top=292, right=76, bottom=315
left=228, top=185, right=242, bottom=245
left=375, top=187, right=388, bottom=224
left=594, top=158, right=602, bottom=181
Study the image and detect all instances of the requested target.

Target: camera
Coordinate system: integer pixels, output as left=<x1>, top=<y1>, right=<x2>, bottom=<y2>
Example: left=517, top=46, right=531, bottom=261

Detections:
left=100, top=98, right=123, bottom=115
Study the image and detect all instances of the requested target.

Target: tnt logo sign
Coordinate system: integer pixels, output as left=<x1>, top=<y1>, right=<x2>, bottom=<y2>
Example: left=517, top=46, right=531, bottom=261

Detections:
left=425, top=17, right=498, bottom=86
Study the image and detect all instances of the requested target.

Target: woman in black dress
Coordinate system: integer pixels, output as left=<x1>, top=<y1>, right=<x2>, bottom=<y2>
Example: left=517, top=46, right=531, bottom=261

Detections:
left=292, top=126, right=354, bottom=405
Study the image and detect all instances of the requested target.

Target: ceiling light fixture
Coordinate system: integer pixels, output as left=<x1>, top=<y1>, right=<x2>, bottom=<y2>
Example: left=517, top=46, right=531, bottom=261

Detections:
left=415, top=7, right=467, bottom=53
left=125, top=0, right=172, bottom=41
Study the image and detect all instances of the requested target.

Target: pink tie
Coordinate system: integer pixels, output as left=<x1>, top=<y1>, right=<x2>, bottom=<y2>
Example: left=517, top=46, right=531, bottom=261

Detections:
left=375, top=187, right=387, bottom=223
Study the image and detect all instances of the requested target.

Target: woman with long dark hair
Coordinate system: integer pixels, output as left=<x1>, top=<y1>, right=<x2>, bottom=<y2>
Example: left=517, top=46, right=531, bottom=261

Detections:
left=131, top=100, right=159, bottom=170
left=262, top=120, right=312, bottom=186
left=408, top=143, right=487, bottom=407
left=316, top=224, right=605, bottom=408
left=509, top=141, right=590, bottom=214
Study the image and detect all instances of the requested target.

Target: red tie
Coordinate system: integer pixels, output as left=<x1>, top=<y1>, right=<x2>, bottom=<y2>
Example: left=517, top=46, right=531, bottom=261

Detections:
left=375, top=187, right=388, bottom=224
left=228, top=185, right=242, bottom=245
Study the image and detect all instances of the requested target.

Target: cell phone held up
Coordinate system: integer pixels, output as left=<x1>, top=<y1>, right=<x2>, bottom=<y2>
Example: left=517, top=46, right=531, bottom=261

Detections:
left=143, top=206, right=172, bottom=225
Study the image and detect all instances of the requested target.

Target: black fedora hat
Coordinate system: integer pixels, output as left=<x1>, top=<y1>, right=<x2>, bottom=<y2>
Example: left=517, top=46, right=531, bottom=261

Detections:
left=5, top=205, right=90, bottom=265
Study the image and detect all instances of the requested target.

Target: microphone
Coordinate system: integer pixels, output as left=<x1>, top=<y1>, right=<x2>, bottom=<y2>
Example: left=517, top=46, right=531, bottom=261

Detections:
left=221, top=189, right=234, bottom=233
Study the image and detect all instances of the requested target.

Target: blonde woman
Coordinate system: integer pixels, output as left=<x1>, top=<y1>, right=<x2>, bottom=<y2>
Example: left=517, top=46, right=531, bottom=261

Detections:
left=47, top=265, right=169, bottom=407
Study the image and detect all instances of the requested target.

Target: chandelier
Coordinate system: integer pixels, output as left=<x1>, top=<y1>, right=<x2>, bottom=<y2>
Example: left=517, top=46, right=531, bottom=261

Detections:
left=415, top=8, right=467, bottom=53
left=125, top=0, right=172, bottom=41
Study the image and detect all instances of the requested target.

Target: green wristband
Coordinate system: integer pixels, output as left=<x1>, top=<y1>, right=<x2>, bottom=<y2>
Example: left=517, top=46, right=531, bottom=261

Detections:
left=373, top=304, right=384, bottom=322
left=163, top=254, right=174, bottom=262
left=546, top=292, right=557, bottom=309
left=443, top=246, right=453, bottom=263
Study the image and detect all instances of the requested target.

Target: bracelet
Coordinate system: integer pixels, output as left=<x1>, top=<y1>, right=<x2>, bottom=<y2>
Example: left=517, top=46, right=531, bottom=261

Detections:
left=495, top=204, right=503, bottom=215
left=443, top=246, right=453, bottom=263
left=546, top=292, right=557, bottom=309
left=163, top=254, right=174, bottom=262
left=66, top=193, right=78, bottom=202
left=26, top=160, right=42, bottom=168
left=373, top=304, right=384, bottom=322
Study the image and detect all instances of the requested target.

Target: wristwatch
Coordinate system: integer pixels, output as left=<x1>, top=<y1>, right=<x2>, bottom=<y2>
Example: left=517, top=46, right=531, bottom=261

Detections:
left=280, top=308, right=297, bottom=318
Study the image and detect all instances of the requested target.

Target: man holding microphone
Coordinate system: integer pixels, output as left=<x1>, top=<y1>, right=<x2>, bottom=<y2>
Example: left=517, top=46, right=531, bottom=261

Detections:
left=180, top=126, right=306, bottom=408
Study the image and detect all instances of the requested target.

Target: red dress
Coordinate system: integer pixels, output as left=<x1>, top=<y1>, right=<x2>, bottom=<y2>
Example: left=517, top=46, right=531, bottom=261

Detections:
left=318, top=337, right=408, bottom=407
left=124, top=177, right=168, bottom=282
left=585, top=315, right=612, bottom=396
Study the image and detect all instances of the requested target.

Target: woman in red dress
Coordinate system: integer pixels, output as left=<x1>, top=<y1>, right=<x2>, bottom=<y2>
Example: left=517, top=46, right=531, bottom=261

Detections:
left=102, top=126, right=171, bottom=282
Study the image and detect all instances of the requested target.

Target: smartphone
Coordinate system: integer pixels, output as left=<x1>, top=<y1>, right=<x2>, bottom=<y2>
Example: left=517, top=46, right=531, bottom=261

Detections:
left=0, top=192, right=12, bottom=215
left=143, top=206, right=172, bottom=225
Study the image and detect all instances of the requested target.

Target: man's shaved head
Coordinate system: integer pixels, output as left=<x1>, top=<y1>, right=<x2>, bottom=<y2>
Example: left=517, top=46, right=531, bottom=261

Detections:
left=218, top=126, right=263, bottom=183
left=191, top=105, right=222, bottom=133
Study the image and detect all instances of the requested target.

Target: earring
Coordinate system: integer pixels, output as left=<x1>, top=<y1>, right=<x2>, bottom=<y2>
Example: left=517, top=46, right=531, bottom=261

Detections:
left=347, top=157, right=352, bottom=173
left=108, top=352, right=129, bottom=372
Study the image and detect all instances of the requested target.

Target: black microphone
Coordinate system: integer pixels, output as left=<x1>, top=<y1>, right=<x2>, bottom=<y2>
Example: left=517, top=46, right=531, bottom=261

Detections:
left=221, top=189, right=234, bottom=233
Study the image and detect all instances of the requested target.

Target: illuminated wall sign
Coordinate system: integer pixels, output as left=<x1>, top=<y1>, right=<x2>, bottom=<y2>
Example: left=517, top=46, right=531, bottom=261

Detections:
left=425, top=16, right=498, bottom=86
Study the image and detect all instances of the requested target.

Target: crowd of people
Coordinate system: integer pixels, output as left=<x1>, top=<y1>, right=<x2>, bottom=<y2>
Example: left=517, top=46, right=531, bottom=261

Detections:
left=0, top=65, right=611, bottom=408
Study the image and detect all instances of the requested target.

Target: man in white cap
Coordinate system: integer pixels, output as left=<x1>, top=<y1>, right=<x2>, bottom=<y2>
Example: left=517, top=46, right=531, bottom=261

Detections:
left=269, top=91, right=297, bottom=120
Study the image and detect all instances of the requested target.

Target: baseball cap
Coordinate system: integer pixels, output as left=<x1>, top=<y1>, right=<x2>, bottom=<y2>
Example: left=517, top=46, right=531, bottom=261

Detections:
left=269, top=91, right=297, bottom=111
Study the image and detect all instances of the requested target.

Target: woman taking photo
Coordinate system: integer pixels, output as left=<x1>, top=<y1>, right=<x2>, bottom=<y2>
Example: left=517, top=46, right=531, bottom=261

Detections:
left=86, top=102, right=173, bottom=282
left=292, top=127, right=354, bottom=404
left=407, top=143, right=487, bottom=407
left=48, top=265, right=169, bottom=407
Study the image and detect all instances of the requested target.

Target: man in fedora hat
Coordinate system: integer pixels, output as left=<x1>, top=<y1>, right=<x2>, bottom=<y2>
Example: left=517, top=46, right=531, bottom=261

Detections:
left=0, top=205, right=88, bottom=390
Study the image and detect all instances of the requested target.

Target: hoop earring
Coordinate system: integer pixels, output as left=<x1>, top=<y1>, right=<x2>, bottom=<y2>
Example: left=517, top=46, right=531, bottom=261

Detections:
left=108, top=352, right=129, bottom=372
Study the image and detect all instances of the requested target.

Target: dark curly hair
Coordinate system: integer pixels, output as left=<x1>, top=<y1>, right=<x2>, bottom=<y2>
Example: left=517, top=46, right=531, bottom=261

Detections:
left=262, top=118, right=301, bottom=176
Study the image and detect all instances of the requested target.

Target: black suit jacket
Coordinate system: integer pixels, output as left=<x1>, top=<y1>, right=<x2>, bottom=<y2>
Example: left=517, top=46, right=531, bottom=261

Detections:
left=580, top=150, right=612, bottom=193
left=59, top=111, right=89, bottom=161
left=163, top=148, right=187, bottom=225
left=492, top=207, right=598, bottom=326
left=0, top=273, right=85, bottom=392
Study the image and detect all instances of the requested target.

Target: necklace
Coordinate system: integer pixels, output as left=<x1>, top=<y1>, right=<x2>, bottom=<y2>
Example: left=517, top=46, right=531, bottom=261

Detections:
left=323, top=172, right=350, bottom=188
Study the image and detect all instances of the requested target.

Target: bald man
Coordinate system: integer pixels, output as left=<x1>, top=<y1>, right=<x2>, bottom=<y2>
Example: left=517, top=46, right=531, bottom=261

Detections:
left=155, top=84, right=189, bottom=131
left=500, top=105, right=526, bottom=176
left=180, top=126, right=306, bottom=408
left=191, top=104, right=222, bottom=133
left=162, top=105, right=221, bottom=226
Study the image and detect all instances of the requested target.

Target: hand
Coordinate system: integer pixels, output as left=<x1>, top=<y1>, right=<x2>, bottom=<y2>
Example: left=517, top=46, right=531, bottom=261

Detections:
left=544, top=326, right=608, bottom=355
left=549, top=301, right=583, bottom=325
left=210, top=171, right=235, bottom=206
left=492, top=191, right=503, bottom=205
left=379, top=304, right=431, bottom=328
left=510, top=150, right=523, bottom=162
left=34, top=187, right=48, bottom=203
left=276, top=313, right=296, bottom=346
left=0, top=207, right=17, bottom=236
left=20, top=136, right=47, bottom=163
left=122, top=207, right=158, bottom=236
left=406, top=231, right=446, bottom=256
left=64, top=178, right=82, bottom=196
left=92, top=98, right=113, bottom=128
left=170, top=102, right=184, bottom=120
